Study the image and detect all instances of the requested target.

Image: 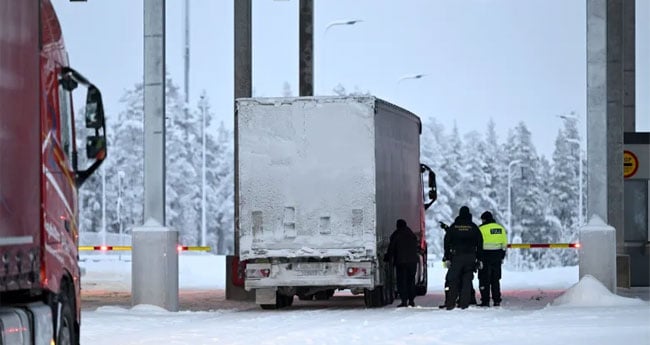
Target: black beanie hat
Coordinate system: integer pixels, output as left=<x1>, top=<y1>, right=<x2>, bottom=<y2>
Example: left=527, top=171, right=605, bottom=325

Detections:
left=480, top=211, right=494, bottom=221
left=396, top=219, right=407, bottom=228
left=459, top=206, right=471, bottom=219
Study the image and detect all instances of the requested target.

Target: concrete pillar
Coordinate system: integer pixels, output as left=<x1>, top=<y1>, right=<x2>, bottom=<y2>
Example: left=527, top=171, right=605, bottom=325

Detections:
left=228, top=0, right=254, bottom=301
left=142, top=0, right=166, bottom=224
left=299, top=0, right=314, bottom=96
left=586, top=0, right=631, bottom=253
left=586, top=0, right=608, bottom=226
left=579, top=215, right=617, bottom=292
left=622, top=0, right=635, bottom=131
left=133, top=0, right=179, bottom=311
left=132, top=224, right=179, bottom=311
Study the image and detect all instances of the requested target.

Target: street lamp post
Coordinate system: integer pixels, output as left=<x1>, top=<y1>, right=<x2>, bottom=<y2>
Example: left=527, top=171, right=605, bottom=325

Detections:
left=507, top=159, right=522, bottom=238
left=324, top=19, right=363, bottom=33
left=200, top=96, right=207, bottom=247
left=321, top=18, right=363, bottom=95
left=395, top=73, right=427, bottom=105
left=397, top=73, right=428, bottom=83
left=101, top=166, right=106, bottom=246
left=117, top=171, right=125, bottom=244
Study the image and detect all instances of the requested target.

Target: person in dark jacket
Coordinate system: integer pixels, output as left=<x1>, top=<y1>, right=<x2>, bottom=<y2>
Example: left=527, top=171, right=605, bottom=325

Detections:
left=477, top=211, right=508, bottom=307
left=443, top=206, right=483, bottom=310
left=385, top=219, right=419, bottom=307
left=438, top=221, right=478, bottom=309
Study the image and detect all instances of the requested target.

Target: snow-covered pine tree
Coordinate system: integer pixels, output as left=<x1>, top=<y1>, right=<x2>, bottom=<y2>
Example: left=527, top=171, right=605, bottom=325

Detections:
left=104, top=83, right=145, bottom=237
left=444, top=123, right=467, bottom=217
left=282, top=81, right=293, bottom=97
left=420, top=117, right=453, bottom=259
left=505, top=122, right=560, bottom=269
left=549, top=116, right=581, bottom=266
left=166, top=78, right=201, bottom=245
left=483, top=119, right=506, bottom=223
left=200, top=91, right=234, bottom=254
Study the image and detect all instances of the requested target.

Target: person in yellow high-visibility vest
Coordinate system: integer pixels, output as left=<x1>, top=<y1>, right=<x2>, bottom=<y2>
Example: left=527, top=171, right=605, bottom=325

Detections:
left=477, top=211, right=507, bottom=307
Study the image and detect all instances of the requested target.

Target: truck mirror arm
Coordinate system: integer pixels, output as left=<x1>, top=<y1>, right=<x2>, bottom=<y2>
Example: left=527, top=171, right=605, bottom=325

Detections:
left=75, top=156, right=105, bottom=187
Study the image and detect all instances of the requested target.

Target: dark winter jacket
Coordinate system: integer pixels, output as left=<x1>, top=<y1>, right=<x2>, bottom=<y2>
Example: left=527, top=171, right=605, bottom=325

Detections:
left=444, top=209, right=483, bottom=260
left=386, top=224, right=419, bottom=264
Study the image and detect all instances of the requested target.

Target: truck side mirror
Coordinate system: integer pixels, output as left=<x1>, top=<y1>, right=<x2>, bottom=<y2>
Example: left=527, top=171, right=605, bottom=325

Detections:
left=428, top=170, right=437, bottom=202
left=420, top=163, right=438, bottom=209
left=85, top=86, right=104, bottom=129
left=429, top=189, right=437, bottom=203
left=86, top=136, right=106, bottom=159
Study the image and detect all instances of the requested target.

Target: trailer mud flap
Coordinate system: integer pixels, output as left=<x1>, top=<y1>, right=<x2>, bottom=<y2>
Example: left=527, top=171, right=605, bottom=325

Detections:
left=231, top=256, right=247, bottom=287
left=256, top=288, right=277, bottom=305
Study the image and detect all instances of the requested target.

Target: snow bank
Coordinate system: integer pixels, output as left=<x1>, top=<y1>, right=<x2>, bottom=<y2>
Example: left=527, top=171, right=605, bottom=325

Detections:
left=551, top=275, right=647, bottom=307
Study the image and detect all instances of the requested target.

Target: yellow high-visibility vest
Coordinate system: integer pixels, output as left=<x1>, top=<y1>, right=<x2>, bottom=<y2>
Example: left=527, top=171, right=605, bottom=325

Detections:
left=479, top=222, right=507, bottom=250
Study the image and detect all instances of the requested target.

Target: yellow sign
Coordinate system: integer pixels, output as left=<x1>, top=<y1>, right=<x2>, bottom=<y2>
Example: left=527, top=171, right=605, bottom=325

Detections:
left=623, top=150, right=639, bottom=178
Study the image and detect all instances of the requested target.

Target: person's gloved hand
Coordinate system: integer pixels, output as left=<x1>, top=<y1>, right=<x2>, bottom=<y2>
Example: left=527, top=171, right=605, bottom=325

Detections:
left=439, top=222, right=449, bottom=230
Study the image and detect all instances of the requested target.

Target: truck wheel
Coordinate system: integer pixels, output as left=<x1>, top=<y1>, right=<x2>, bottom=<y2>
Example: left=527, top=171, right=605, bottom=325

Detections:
left=363, top=287, right=384, bottom=308
left=314, top=290, right=331, bottom=300
left=384, top=279, right=394, bottom=305
left=282, top=294, right=294, bottom=307
left=297, top=293, right=313, bottom=301
left=384, top=267, right=395, bottom=305
left=53, top=284, right=77, bottom=345
left=260, top=293, right=293, bottom=309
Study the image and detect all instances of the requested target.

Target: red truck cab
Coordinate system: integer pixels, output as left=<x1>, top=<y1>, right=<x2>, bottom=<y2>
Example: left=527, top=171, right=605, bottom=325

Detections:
left=0, top=1, right=106, bottom=344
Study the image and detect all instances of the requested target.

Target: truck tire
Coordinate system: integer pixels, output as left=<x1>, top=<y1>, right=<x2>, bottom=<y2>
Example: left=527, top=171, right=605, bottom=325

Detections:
left=415, top=252, right=428, bottom=296
left=384, top=276, right=395, bottom=305
left=52, top=281, right=78, bottom=345
left=314, top=290, right=332, bottom=300
left=363, top=287, right=385, bottom=308
left=297, top=293, right=314, bottom=301
left=282, top=294, right=294, bottom=307
left=260, top=293, right=293, bottom=309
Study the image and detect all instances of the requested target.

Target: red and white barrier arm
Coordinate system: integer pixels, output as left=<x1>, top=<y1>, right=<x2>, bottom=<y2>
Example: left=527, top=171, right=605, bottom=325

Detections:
left=507, top=243, right=580, bottom=249
left=78, top=245, right=212, bottom=252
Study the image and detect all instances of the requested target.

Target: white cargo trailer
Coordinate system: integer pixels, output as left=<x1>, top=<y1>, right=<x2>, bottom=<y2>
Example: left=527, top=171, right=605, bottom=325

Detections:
left=236, top=96, right=436, bottom=308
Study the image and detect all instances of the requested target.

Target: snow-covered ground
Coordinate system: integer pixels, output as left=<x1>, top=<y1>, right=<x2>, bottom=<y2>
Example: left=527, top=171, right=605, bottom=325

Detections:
left=80, top=253, right=650, bottom=345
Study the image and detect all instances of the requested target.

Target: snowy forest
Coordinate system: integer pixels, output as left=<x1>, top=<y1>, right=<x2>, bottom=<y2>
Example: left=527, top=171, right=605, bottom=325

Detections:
left=78, top=78, right=584, bottom=270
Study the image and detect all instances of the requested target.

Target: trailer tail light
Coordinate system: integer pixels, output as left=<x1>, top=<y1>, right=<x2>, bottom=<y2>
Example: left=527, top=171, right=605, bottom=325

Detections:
left=99, top=245, right=108, bottom=252
left=247, top=268, right=271, bottom=279
left=346, top=267, right=367, bottom=277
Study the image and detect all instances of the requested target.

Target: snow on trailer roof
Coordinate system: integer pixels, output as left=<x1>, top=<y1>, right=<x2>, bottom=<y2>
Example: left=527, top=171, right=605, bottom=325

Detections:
left=235, top=95, right=423, bottom=134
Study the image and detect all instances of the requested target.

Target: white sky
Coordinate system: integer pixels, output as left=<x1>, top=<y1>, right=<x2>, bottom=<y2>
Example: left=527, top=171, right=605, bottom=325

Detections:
left=79, top=253, right=650, bottom=345
left=52, top=0, right=649, bottom=158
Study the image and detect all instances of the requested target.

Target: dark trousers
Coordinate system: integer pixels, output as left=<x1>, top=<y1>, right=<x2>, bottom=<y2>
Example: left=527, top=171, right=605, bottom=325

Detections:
left=478, top=258, right=502, bottom=304
left=395, top=262, right=417, bottom=303
left=445, top=253, right=476, bottom=309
